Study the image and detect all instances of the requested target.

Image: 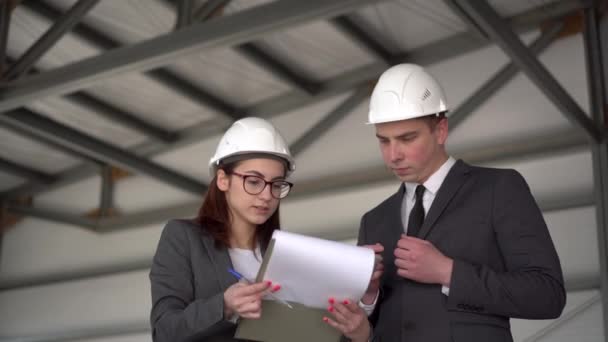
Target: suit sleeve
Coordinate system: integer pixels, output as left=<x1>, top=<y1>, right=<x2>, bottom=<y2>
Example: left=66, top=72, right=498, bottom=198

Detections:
left=150, top=221, right=230, bottom=342
left=357, top=214, right=382, bottom=326
left=446, top=170, right=566, bottom=319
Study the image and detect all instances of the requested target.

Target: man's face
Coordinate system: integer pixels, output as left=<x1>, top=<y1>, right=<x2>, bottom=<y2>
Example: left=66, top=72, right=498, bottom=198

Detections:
left=375, top=117, right=448, bottom=184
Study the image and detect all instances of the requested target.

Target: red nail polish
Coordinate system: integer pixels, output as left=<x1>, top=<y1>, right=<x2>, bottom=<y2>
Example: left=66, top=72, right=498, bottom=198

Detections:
left=323, top=317, right=329, bottom=322
left=266, top=280, right=272, bottom=286
left=343, top=299, right=350, bottom=305
left=273, top=284, right=281, bottom=292
left=328, top=306, right=334, bottom=312
left=328, top=297, right=335, bottom=304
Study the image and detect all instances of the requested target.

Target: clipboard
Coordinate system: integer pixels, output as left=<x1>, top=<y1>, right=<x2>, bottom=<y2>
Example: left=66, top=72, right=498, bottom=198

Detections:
left=235, top=238, right=342, bottom=342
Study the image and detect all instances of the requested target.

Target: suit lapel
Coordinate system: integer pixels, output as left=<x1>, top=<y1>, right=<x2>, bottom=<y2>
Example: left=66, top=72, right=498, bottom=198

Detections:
left=385, top=184, right=407, bottom=240
left=200, top=232, right=237, bottom=290
left=419, top=160, right=471, bottom=239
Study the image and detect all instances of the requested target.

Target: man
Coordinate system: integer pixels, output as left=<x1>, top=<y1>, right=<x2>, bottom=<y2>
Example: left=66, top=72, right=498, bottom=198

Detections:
left=357, top=63, right=566, bottom=342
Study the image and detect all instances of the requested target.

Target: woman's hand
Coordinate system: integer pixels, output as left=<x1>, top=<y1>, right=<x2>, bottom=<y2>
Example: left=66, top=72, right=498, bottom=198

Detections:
left=362, top=243, right=384, bottom=304
left=324, top=299, right=371, bottom=342
left=223, top=281, right=271, bottom=319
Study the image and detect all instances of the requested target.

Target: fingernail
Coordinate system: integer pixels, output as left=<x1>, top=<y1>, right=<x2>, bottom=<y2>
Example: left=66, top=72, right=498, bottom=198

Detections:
left=328, top=297, right=335, bottom=304
left=272, top=284, right=281, bottom=292
left=343, top=299, right=350, bottom=305
left=323, top=317, right=329, bottom=322
left=265, top=280, right=272, bottom=286
left=328, top=306, right=334, bottom=312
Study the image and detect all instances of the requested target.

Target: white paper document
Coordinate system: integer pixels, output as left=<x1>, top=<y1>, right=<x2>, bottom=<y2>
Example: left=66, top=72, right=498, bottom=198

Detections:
left=260, top=230, right=375, bottom=309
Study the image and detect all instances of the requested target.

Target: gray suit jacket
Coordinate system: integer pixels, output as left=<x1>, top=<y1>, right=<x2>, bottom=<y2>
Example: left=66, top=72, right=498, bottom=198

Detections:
left=359, top=160, right=566, bottom=342
left=150, top=219, right=246, bottom=342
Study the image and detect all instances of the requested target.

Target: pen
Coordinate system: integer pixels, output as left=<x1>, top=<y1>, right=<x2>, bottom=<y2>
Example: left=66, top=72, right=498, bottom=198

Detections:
left=228, top=268, right=293, bottom=309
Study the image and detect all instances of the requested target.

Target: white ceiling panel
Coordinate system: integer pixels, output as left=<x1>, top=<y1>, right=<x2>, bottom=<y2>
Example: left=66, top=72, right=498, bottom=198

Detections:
left=45, top=0, right=174, bottom=45
left=34, top=175, right=101, bottom=214
left=27, top=97, right=147, bottom=149
left=357, top=0, right=466, bottom=52
left=0, top=171, right=25, bottom=192
left=168, top=47, right=292, bottom=107
left=439, top=32, right=587, bottom=153
left=113, top=175, right=199, bottom=213
left=259, top=21, right=378, bottom=80
left=0, top=217, right=161, bottom=286
left=8, top=6, right=101, bottom=69
left=152, top=92, right=353, bottom=183
left=489, top=0, right=563, bottom=18
left=85, top=73, right=221, bottom=131
left=512, top=289, right=602, bottom=342
left=0, top=127, right=79, bottom=173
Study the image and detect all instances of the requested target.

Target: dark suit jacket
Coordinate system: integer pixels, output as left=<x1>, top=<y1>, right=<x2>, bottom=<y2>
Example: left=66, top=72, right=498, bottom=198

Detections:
left=358, top=160, right=566, bottom=342
left=150, top=219, right=245, bottom=342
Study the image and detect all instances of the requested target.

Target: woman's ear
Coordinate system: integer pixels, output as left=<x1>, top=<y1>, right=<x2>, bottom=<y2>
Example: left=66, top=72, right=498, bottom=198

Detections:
left=216, top=169, right=230, bottom=191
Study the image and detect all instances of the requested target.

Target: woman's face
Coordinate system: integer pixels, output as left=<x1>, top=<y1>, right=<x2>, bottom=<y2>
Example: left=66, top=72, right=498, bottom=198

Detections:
left=217, top=158, right=286, bottom=229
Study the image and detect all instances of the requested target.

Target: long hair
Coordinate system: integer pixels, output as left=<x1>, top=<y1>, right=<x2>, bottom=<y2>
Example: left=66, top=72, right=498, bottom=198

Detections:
left=196, top=161, right=281, bottom=252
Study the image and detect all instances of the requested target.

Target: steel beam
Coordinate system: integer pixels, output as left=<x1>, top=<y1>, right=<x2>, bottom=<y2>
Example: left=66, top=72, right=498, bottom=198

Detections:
left=0, top=0, right=10, bottom=77
left=22, top=0, right=119, bottom=51
left=139, top=68, right=244, bottom=121
left=64, top=92, right=177, bottom=143
left=235, top=43, right=319, bottom=95
left=0, top=117, right=102, bottom=164
left=4, top=0, right=100, bottom=80
left=193, top=0, right=230, bottom=21
left=21, top=0, right=243, bottom=121
left=444, top=0, right=488, bottom=40
left=290, top=87, right=368, bottom=156
left=0, top=109, right=206, bottom=196
left=175, top=0, right=194, bottom=30
left=583, top=2, right=608, bottom=340
left=11, top=60, right=176, bottom=142
left=450, top=22, right=563, bottom=131
left=99, top=166, right=113, bottom=217
left=0, top=0, right=590, bottom=201
left=0, top=0, right=384, bottom=112
left=454, top=0, right=604, bottom=143
left=7, top=128, right=586, bottom=233
left=6, top=204, right=98, bottom=230
left=0, top=158, right=55, bottom=184
left=330, top=15, right=394, bottom=65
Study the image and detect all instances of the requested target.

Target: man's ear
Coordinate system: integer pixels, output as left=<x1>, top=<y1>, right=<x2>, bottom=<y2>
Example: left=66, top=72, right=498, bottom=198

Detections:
left=435, top=117, right=449, bottom=145
left=216, top=169, right=230, bottom=191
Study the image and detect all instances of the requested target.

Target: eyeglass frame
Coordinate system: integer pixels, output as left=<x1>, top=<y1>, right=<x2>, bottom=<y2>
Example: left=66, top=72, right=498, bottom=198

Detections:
left=229, top=171, right=294, bottom=199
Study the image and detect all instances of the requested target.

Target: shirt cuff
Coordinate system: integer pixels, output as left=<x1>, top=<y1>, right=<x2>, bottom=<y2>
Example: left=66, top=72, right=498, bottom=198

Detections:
left=441, top=285, right=450, bottom=296
left=358, top=291, right=379, bottom=316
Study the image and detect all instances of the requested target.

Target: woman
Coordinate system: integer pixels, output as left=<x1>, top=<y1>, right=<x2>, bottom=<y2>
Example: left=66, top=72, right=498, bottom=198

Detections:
left=150, top=117, right=371, bottom=342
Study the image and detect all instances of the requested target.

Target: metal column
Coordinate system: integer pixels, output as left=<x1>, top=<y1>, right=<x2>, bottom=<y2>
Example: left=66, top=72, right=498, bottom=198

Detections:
left=583, top=2, right=608, bottom=340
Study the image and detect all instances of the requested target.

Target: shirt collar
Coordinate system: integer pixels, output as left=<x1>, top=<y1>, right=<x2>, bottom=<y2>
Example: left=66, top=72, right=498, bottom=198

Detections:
left=404, top=157, right=456, bottom=200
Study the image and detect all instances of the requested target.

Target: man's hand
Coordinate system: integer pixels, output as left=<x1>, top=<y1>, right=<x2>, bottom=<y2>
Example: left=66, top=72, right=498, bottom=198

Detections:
left=361, top=243, right=384, bottom=304
left=394, top=235, right=453, bottom=286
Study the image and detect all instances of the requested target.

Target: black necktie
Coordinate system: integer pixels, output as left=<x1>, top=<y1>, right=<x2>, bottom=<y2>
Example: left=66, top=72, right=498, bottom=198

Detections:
left=407, top=185, right=425, bottom=237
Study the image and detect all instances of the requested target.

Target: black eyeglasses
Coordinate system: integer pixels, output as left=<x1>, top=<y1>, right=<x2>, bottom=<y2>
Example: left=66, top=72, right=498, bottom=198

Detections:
left=231, top=172, right=293, bottom=199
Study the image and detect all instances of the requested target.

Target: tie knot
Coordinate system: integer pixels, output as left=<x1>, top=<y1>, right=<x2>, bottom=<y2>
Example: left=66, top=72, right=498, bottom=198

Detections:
left=414, top=185, right=425, bottom=200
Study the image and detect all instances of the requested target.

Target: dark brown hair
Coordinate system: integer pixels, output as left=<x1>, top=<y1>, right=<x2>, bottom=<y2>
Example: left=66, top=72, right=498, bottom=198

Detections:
left=420, top=112, right=447, bottom=131
left=195, top=160, right=282, bottom=252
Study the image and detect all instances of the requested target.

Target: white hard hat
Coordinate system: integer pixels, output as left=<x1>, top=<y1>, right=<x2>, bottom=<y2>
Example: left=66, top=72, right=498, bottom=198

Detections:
left=368, top=64, right=448, bottom=124
left=209, top=117, right=295, bottom=178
